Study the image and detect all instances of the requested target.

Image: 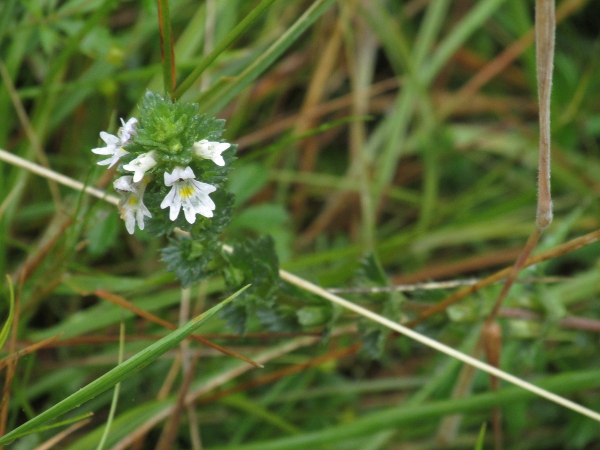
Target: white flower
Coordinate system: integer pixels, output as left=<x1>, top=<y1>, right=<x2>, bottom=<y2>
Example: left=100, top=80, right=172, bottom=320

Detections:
left=160, top=166, right=216, bottom=223
left=92, top=117, right=138, bottom=168
left=119, top=117, right=138, bottom=142
left=192, top=140, right=230, bottom=167
left=123, top=151, right=157, bottom=182
left=113, top=175, right=151, bottom=234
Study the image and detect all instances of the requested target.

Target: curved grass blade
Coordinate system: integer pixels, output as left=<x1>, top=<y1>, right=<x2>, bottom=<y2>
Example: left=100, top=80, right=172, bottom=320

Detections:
left=0, top=285, right=249, bottom=445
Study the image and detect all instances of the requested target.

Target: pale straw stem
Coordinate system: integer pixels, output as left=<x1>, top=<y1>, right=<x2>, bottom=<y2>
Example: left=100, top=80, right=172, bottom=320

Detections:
left=0, top=148, right=119, bottom=206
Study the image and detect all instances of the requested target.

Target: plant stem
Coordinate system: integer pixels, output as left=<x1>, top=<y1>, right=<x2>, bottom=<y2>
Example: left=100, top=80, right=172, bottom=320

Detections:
left=535, top=0, right=555, bottom=230
left=157, top=0, right=175, bottom=99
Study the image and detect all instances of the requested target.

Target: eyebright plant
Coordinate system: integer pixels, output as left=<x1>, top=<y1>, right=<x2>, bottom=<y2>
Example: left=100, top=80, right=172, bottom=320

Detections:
left=91, top=91, right=236, bottom=287
left=91, top=91, right=318, bottom=334
left=90, top=91, right=391, bottom=345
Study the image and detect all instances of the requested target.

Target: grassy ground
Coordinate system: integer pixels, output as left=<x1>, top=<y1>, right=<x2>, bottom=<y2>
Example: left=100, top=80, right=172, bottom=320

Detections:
left=1, top=0, right=600, bottom=448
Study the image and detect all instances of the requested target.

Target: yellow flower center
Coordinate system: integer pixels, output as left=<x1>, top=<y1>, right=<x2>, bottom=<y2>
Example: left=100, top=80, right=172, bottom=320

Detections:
left=178, top=185, right=194, bottom=199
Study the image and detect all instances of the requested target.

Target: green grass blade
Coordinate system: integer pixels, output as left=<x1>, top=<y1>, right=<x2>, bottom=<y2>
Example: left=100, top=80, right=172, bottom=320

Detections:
left=0, top=275, right=15, bottom=349
left=474, top=422, right=487, bottom=450
left=0, top=285, right=249, bottom=445
left=5, top=413, right=94, bottom=442
left=174, top=0, right=278, bottom=99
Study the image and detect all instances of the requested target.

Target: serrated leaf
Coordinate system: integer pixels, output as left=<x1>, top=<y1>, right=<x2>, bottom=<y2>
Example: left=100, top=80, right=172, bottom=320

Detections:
left=220, top=235, right=287, bottom=333
left=161, top=237, right=218, bottom=288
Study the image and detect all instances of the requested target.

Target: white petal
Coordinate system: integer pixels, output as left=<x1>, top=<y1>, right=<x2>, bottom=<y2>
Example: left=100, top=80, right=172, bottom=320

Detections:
left=136, top=205, right=150, bottom=230
left=160, top=187, right=177, bottom=209
left=161, top=187, right=182, bottom=221
left=164, top=167, right=188, bottom=186
left=191, top=180, right=217, bottom=196
left=163, top=170, right=177, bottom=187
left=181, top=166, right=196, bottom=180
left=114, top=176, right=135, bottom=192
left=195, top=204, right=213, bottom=218
left=169, top=199, right=181, bottom=221
left=91, top=145, right=115, bottom=155
left=201, top=195, right=216, bottom=211
left=193, top=140, right=230, bottom=166
left=124, top=153, right=157, bottom=182
left=96, top=157, right=113, bottom=166
left=119, top=118, right=138, bottom=142
left=100, top=132, right=119, bottom=146
left=182, top=204, right=197, bottom=224
left=193, top=191, right=216, bottom=211
left=124, top=212, right=136, bottom=234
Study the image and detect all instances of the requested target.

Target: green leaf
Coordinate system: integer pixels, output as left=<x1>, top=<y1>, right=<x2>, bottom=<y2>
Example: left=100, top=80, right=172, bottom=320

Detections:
left=357, top=253, right=389, bottom=293
left=39, top=26, right=60, bottom=55
left=220, top=236, right=291, bottom=333
left=0, top=286, right=249, bottom=446
left=161, top=236, right=218, bottom=288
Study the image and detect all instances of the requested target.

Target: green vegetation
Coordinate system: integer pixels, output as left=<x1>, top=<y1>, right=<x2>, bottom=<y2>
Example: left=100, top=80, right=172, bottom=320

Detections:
left=1, top=0, right=600, bottom=448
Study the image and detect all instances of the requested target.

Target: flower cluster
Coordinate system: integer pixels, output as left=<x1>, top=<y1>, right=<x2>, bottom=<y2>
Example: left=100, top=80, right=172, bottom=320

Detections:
left=92, top=118, right=137, bottom=168
left=91, top=94, right=232, bottom=235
